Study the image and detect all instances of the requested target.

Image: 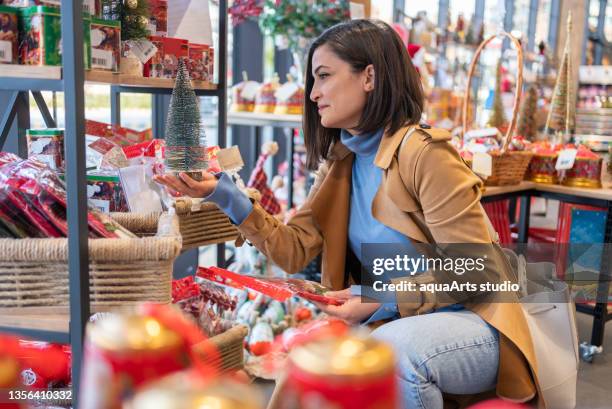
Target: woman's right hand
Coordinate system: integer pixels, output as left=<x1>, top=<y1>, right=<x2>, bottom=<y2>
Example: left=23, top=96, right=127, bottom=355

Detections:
left=153, top=171, right=218, bottom=198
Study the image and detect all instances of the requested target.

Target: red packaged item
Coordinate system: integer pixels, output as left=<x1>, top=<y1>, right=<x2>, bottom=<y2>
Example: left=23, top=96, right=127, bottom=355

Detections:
left=187, top=43, right=209, bottom=81
left=206, top=145, right=222, bottom=173
left=145, top=36, right=189, bottom=79
left=86, top=119, right=152, bottom=147
left=197, top=267, right=344, bottom=306
left=0, top=151, right=21, bottom=166
left=123, top=139, right=165, bottom=160
left=17, top=341, right=71, bottom=389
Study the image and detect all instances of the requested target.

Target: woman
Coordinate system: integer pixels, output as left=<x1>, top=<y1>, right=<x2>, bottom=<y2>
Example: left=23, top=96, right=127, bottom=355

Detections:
left=155, top=20, right=541, bottom=409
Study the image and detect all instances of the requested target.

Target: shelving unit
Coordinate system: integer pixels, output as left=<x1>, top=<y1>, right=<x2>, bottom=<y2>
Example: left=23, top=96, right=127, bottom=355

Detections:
left=0, top=0, right=228, bottom=406
left=228, top=111, right=303, bottom=209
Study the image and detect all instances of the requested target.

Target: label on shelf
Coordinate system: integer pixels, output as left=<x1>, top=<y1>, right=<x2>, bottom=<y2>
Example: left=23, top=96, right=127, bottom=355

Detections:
left=0, top=41, right=12, bottom=63
left=555, top=149, right=578, bottom=170
left=92, top=49, right=114, bottom=70
left=472, top=152, right=492, bottom=177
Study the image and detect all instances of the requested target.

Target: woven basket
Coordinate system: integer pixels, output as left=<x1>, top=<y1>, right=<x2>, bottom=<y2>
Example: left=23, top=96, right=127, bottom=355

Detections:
left=0, top=213, right=181, bottom=309
left=194, top=325, right=248, bottom=372
left=462, top=32, right=533, bottom=186
left=173, top=198, right=239, bottom=250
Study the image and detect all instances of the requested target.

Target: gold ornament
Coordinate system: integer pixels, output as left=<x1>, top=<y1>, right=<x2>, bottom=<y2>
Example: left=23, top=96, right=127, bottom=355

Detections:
left=125, top=0, right=138, bottom=9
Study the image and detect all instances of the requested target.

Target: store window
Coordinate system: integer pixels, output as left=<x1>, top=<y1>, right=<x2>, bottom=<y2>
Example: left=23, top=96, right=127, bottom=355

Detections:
left=404, top=1, right=438, bottom=25
left=483, top=0, right=505, bottom=37
left=534, top=0, right=552, bottom=51
left=511, top=0, right=530, bottom=43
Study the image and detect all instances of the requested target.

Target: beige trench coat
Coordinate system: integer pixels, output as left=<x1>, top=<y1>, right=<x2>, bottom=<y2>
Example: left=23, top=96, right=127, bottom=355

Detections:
left=235, top=124, right=543, bottom=406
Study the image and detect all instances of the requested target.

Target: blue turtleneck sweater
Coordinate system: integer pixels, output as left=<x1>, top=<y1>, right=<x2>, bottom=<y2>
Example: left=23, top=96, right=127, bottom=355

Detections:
left=206, top=128, right=417, bottom=322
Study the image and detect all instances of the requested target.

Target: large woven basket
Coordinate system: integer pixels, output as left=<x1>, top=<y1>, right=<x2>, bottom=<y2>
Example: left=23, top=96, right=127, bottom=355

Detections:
left=0, top=213, right=181, bottom=309
left=173, top=198, right=239, bottom=250
left=194, top=325, right=248, bottom=372
left=462, top=32, right=533, bottom=186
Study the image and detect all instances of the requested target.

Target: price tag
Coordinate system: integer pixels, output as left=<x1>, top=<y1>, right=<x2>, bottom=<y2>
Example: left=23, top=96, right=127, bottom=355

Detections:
left=217, top=146, right=244, bottom=172
left=127, top=39, right=158, bottom=64
left=92, top=49, right=114, bottom=70
left=472, top=152, right=493, bottom=177
left=275, top=82, right=299, bottom=102
left=0, top=40, right=12, bottom=63
left=555, top=149, right=577, bottom=170
left=241, top=81, right=260, bottom=101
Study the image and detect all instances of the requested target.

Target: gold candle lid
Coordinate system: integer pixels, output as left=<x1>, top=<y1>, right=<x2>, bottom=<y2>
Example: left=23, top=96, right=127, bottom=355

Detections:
left=127, top=373, right=262, bottom=409
left=0, top=355, right=19, bottom=387
left=289, top=335, right=395, bottom=378
left=88, top=314, right=181, bottom=352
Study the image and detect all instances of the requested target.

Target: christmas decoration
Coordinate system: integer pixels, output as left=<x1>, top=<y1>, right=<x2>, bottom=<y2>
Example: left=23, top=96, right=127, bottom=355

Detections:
left=148, top=0, right=168, bottom=36
left=247, top=141, right=281, bottom=215
left=120, top=0, right=149, bottom=41
left=544, top=12, right=575, bottom=141
left=253, top=73, right=280, bottom=113
left=487, top=60, right=507, bottom=129
left=274, top=74, right=304, bottom=115
left=0, top=6, right=18, bottom=64
left=26, top=128, right=64, bottom=171
left=244, top=0, right=350, bottom=54
left=517, top=85, right=538, bottom=140
left=187, top=43, right=210, bottom=81
left=164, top=59, right=208, bottom=181
left=145, top=36, right=189, bottom=78
left=231, top=71, right=261, bottom=112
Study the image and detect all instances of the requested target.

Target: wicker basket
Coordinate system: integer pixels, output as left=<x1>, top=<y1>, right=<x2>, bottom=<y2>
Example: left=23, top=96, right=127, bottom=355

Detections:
left=0, top=213, right=181, bottom=309
left=194, top=325, right=248, bottom=372
left=462, top=32, right=533, bottom=186
left=173, top=198, right=239, bottom=250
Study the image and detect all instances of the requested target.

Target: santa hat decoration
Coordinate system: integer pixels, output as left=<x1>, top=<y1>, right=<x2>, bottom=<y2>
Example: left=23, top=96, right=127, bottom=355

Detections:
left=407, top=43, right=425, bottom=73
left=247, top=141, right=282, bottom=215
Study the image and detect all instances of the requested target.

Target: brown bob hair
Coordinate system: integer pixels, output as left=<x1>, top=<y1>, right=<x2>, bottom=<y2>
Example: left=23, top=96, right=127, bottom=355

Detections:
left=303, top=19, right=424, bottom=170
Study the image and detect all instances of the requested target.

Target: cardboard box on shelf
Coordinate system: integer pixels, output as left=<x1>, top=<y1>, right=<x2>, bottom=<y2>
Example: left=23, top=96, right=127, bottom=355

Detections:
left=90, top=17, right=120, bottom=72
left=144, top=35, right=188, bottom=79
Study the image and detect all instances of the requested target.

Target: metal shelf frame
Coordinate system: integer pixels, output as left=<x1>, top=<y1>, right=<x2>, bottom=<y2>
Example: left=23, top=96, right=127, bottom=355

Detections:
left=0, top=1, right=228, bottom=406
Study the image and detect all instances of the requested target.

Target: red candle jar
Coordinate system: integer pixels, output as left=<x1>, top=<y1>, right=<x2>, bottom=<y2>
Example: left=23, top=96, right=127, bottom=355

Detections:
left=561, top=145, right=603, bottom=189
left=525, top=143, right=560, bottom=184
left=284, top=335, right=399, bottom=409
left=128, top=370, right=262, bottom=409
left=80, top=313, right=190, bottom=409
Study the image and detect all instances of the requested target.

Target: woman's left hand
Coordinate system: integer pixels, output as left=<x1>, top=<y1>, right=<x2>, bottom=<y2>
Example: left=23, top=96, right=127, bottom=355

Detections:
left=313, top=288, right=380, bottom=325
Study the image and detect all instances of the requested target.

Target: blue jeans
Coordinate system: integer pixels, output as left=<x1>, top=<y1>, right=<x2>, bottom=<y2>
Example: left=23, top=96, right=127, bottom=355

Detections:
left=370, top=309, right=499, bottom=409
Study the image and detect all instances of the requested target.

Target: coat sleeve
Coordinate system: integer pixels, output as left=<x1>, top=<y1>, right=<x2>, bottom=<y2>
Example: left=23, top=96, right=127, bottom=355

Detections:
left=392, top=137, right=510, bottom=317
left=234, top=161, right=329, bottom=275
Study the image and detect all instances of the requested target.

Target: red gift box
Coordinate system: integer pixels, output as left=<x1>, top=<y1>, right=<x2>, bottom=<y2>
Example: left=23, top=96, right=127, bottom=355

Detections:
left=144, top=36, right=189, bottom=79
left=148, top=0, right=168, bottom=36
left=187, top=43, right=209, bottom=81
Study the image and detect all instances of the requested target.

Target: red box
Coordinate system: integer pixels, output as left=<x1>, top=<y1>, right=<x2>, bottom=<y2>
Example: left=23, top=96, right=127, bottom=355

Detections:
left=148, top=0, right=167, bottom=36
left=207, top=46, right=214, bottom=81
left=187, top=43, right=209, bottom=81
left=145, top=36, right=189, bottom=79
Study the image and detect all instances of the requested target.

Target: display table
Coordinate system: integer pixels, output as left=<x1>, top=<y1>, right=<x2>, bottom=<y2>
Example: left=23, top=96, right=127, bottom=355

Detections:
left=482, top=181, right=612, bottom=349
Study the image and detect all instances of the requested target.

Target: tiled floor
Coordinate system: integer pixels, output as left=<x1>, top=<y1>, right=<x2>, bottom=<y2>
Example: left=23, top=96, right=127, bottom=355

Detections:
left=575, top=311, right=611, bottom=409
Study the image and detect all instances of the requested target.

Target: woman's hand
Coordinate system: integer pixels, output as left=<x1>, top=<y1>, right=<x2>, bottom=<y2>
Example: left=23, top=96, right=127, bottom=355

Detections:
left=314, top=288, right=380, bottom=326
left=154, top=171, right=218, bottom=198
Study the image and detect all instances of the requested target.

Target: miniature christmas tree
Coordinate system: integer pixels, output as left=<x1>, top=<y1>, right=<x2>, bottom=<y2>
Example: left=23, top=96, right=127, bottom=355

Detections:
left=544, top=12, right=574, bottom=141
left=517, top=85, right=539, bottom=140
left=164, top=59, right=208, bottom=181
left=121, top=0, right=150, bottom=41
left=487, top=60, right=507, bottom=129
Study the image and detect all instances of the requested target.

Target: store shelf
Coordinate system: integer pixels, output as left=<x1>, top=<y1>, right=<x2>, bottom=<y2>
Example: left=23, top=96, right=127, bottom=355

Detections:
left=0, top=313, right=69, bottom=343
left=228, top=111, right=302, bottom=128
left=0, top=66, right=219, bottom=95
left=0, top=66, right=63, bottom=92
